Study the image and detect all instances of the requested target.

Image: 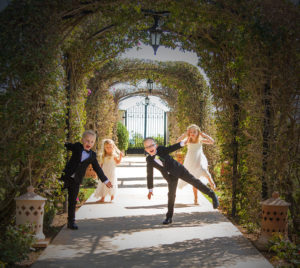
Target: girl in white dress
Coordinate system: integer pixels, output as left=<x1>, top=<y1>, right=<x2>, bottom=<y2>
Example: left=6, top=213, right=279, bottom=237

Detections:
left=94, top=139, right=123, bottom=202
left=177, top=124, right=216, bottom=204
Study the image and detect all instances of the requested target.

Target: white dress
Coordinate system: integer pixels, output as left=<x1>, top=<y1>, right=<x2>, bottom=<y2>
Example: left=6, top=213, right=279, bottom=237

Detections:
left=178, top=140, right=214, bottom=189
left=94, top=155, right=118, bottom=198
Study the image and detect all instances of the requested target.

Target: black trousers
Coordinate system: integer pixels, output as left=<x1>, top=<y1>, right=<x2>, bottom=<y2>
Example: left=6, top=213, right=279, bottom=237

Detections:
left=165, top=175, right=178, bottom=219
left=165, top=167, right=215, bottom=219
left=65, top=177, right=80, bottom=223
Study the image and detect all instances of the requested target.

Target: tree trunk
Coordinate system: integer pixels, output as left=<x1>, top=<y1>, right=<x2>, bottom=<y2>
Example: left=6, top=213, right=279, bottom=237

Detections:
left=262, top=81, right=271, bottom=199
left=63, top=54, right=71, bottom=213
left=231, top=86, right=240, bottom=218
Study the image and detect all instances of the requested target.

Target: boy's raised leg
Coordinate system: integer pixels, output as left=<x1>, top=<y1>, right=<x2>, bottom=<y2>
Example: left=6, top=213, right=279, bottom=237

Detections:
left=180, top=168, right=219, bottom=209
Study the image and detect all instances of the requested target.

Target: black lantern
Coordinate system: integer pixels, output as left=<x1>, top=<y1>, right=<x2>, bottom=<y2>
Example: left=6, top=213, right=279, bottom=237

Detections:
left=142, top=9, right=170, bottom=55
left=150, top=24, right=162, bottom=55
left=147, top=79, right=154, bottom=93
left=145, top=96, right=150, bottom=106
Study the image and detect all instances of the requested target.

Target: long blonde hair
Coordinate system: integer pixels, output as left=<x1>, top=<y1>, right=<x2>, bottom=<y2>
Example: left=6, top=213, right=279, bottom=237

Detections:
left=187, top=124, right=201, bottom=143
left=100, top=139, right=121, bottom=164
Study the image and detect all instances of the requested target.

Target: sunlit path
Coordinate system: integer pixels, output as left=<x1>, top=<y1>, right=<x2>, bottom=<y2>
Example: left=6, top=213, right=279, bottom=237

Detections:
left=32, top=156, right=272, bottom=268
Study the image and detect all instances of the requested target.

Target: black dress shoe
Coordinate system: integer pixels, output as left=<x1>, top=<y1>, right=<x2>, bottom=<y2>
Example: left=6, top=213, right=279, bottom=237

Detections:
left=211, top=193, right=219, bottom=209
left=67, top=222, right=78, bottom=230
left=163, top=218, right=172, bottom=225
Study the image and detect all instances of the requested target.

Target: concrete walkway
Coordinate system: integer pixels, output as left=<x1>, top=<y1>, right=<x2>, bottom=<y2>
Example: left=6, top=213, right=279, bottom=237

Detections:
left=32, top=156, right=273, bottom=268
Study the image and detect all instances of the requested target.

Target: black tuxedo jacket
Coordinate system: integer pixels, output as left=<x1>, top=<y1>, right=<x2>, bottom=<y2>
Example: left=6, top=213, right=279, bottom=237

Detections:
left=61, top=142, right=108, bottom=184
left=146, top=142, right=184, bottom=189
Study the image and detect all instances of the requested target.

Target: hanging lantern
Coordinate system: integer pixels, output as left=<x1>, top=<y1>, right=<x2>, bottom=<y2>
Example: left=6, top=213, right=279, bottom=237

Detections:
left=149, top=27, right=162, bottom=55
left=145, top=96, right=150, bottom=106
left=141, top=9, right=170, bottom=56
left=147, top=79, right=154, bottom=93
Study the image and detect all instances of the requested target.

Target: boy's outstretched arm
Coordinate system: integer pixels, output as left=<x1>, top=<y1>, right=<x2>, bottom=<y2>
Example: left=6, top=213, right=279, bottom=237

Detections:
left=164, top=141, right=186, bottom=154
left=64, top=142, right=76, bottom=151
left=146, top=159, right=154, bottom=199
left=92, top=158, right=112, bottom=188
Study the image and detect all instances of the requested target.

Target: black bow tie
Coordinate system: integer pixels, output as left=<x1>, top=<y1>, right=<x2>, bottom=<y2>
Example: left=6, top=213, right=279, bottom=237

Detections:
left=84, top=149, right=91, bottom=153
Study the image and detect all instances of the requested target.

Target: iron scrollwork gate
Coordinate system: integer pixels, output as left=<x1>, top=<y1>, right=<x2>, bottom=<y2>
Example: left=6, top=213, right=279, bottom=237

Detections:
left=125, top=101, right=167, bottom=154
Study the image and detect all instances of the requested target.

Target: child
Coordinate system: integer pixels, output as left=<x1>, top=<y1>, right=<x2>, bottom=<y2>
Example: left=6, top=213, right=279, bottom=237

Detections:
left=177, top=124, right=216, bottom=205
left=94, top=139, right=123, bottom=202
left=60, top=130, right=112, bottom=230
left=144, top=137, right=219, bottom=225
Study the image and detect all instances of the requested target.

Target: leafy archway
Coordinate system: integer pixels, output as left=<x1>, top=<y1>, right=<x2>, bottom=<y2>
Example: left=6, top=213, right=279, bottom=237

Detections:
left=85, top=58, right=212, bottom=157
left=0, top=0, right=299, bottom=234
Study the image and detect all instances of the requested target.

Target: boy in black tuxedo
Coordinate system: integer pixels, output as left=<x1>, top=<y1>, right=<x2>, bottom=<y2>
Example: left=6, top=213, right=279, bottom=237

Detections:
left=144, top=137, right=219, bottom=225
left=61, top=130, right=112, bottom=229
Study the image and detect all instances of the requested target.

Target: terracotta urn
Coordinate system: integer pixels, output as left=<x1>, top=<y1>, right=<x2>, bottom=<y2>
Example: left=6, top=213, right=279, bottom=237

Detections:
left=15, top=185, right=47, bottom=240
left=256, top=191, right=290, bottom=250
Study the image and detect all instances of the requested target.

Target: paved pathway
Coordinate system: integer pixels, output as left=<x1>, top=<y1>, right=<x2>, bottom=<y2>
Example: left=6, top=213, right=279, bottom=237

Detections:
left=32, top=156, right=273, bottom=268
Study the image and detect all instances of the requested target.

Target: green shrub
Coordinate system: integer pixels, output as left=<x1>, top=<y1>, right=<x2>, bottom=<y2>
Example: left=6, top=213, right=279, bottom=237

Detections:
left=117, top=122, right=129, bottom=151
left=128, top=134, right=165, bottom=148
left=269, top=233, right=300, bottom=266
left=0, top=224, right=36, bottom=266
left=77, top=188, right=95, bottom=203
left=78, top=190, right=85, bottom=203
left=43, top=201, right=57, bottom=232
left=154, top=134, right=165, bottom=146
left=128, top=133, right=144, bottom=148
left=82, top=177, right=97, bottom=188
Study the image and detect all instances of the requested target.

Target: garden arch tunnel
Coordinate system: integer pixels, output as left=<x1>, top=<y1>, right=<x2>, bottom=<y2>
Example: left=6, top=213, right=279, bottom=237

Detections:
left=1, top=0, right=299, bottom=228
left=85, top=58, right=210, bottom=154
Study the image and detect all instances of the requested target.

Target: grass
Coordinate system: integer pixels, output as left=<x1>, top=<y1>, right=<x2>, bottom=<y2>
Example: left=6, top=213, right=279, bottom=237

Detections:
left=202, top=190, right=221, bottom=204
left=78, top=187, right=95, bottom=203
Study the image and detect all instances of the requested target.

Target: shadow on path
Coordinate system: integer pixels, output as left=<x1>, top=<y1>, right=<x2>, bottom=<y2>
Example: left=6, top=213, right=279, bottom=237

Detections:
left=84, top=202, right=197, bottom=209
left=32, top=212, right=272, bottom=268
left=124, top=203, right=197, bottom=209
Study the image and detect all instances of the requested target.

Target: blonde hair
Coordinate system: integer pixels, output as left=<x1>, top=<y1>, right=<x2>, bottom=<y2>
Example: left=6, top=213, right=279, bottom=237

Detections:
left=187, top=124, right=201, bottom=143
left=82, top=130, right=96, bottom=138
left=100, top=139, right=120, bottom=164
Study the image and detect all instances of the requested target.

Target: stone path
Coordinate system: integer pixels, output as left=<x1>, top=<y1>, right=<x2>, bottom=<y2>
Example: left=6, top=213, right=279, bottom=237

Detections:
left=32, top=156, right=273, bottom=268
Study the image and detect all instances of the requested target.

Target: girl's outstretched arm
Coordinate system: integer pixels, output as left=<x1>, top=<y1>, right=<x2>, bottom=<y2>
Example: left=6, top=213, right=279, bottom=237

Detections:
left=176, top=132, right=187, bottom=143
left=114, top=146, right=123, bottom=164
left=200, top=132, right=214, bottom=144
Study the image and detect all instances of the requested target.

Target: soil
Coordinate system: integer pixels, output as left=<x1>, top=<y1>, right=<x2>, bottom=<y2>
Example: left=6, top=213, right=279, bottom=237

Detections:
left=224, top=214, right=293, bottom=268
left=15, top=205, right=76, bottom=267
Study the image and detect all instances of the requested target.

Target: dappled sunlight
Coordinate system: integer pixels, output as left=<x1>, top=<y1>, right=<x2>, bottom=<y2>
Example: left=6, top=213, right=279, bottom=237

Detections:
left=76, top=185, right=213, bottom=220
left=33, top=156, right=272, bottom=267
left=34, top=216, right=272, bottom=267
left=97, top=222, right=240, bottom=251
left=38, top=213, right=229, bottom=259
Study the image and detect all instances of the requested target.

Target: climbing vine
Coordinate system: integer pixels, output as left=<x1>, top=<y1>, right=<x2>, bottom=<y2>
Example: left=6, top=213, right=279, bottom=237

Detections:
left=0, top=0, right=299, bottom=238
